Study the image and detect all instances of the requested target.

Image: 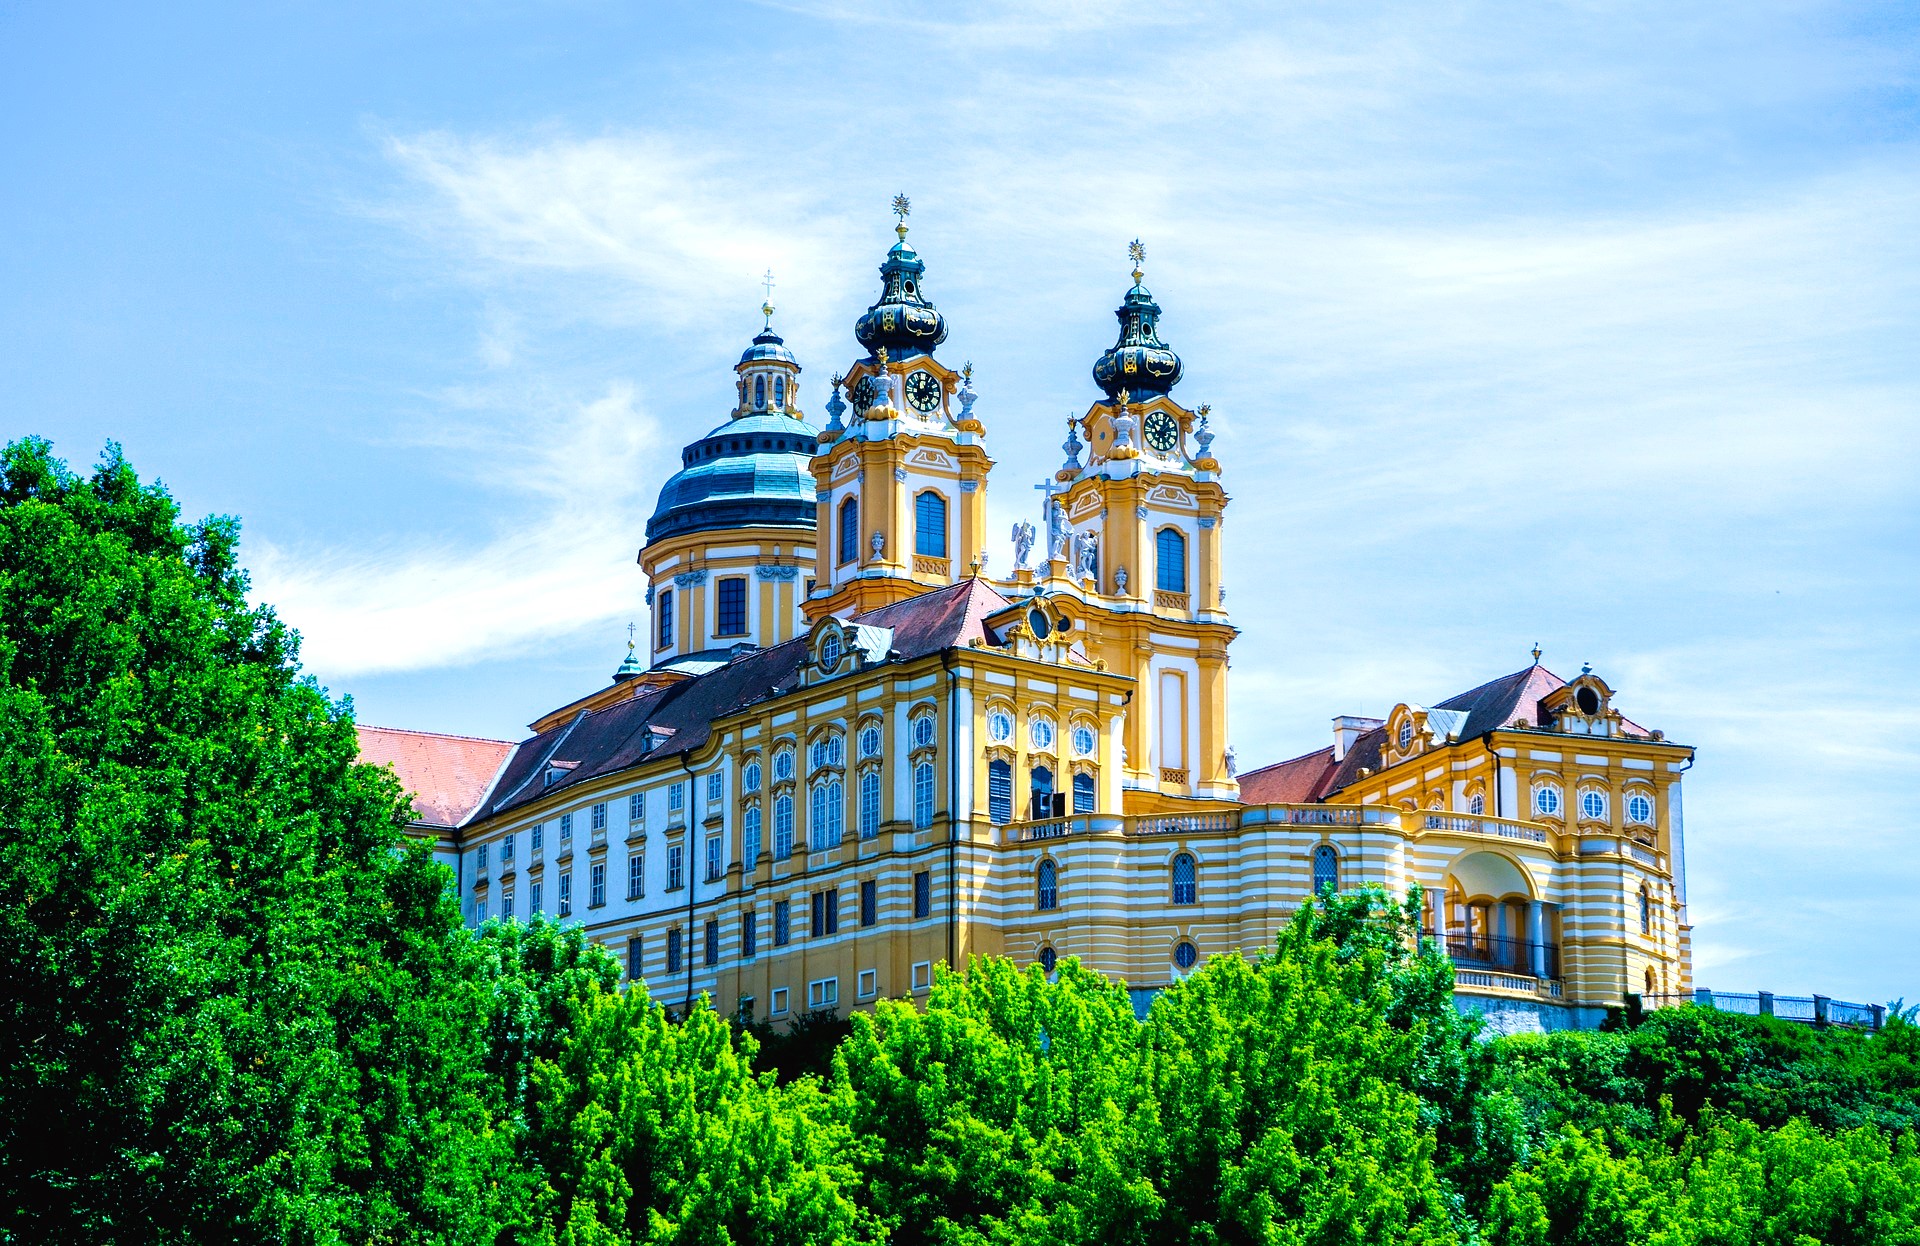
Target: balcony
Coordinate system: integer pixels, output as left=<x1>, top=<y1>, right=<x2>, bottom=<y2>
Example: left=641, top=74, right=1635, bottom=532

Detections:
left=1443, top=932, right=1560, bottom=980
left=996, top=803, right=1567, bottom=849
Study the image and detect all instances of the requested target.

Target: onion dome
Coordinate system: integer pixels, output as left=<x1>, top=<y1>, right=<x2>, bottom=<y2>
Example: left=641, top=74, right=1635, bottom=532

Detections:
left=853, top=197, right=948, bottom=361
left=1092, top=240, right=1183, bottom=400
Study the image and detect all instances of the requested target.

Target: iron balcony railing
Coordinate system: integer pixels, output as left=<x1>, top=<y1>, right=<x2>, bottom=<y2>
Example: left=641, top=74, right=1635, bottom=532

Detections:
left=1443, top=933, right=1560, bottom=980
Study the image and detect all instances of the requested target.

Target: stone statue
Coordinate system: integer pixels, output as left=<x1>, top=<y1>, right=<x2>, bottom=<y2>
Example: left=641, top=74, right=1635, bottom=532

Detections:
left=1011, top=519, right=1036, bottom=569
left=1074, top=530, right=1098, bottom=580
left=1047, top=498, right=1070, bottom=563
left=1114, top=565, right=1128, bottom=594
left=870, top=530, right=885, bottom=558
left=1224, top=746, right=1237, bottom=779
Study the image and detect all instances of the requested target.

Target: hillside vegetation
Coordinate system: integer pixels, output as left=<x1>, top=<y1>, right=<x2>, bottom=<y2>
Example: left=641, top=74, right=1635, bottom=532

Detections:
left=3, top=438, right=1915, bottom=1245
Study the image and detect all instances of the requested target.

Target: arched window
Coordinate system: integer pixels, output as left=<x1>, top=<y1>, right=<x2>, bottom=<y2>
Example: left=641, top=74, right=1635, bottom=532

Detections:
left=742, top=804, right=762, bottom=864
left=1155, top=528, right=1187, bottom=593
left=1039, top=946, right=1057, bottom=974
left=1312, top=844, right=1339, bottom=895
left=810, top=780, right=844, bottom=850
left=753, top=375, right=766, bottom=409
left=1036, top=860, right=1058, bottom=911
left=773, top=792, right=794, bottom=857
left=657, top=589, right=674, bottom=647
left=1072, top=772, right=1095, bottom=814
left=912, top=760, right=935, bottom=829
left=1644, top=966, right=1657, bottom=996
left=915, top=490, right=948, bottom=558
left=988, top=759, right=1013, bottom=825
left=838, top=496, right=859, bottom=565
left=773, top=375, right=786, bottom=408
left=1171, top=852, right=1197, bottom=905
left=1468, top=792, right=1485, bottom=815
left=1639, top=887, right=1652, bottom=934
left=859, top=770, right=881, bottom=839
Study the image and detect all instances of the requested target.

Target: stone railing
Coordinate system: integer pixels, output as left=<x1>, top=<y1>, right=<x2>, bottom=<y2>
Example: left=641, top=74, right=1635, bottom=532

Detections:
left=1000, top=801, right=1580, bottom=856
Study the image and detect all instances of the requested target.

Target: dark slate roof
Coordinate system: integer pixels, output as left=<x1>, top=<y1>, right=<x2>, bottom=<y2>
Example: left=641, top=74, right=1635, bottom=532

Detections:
left=1433, top=663, right=1567, bottom=735
left=480, top=578, right=1013, bottom=822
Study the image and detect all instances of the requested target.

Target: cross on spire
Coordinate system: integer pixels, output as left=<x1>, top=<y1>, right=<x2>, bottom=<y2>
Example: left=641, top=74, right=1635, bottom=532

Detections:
left=760, top=269, right=776, bottom=328
left=1128, top=238, right=1146, bottom=283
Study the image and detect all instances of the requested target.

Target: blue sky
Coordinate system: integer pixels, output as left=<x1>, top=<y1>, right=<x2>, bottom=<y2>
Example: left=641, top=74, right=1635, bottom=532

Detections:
left=4, top=1, right=1916, bottom=1002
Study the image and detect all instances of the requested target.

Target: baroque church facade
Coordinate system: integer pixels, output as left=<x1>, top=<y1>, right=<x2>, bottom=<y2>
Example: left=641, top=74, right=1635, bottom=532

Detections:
left=361, top=209, right=1694, bottom=1032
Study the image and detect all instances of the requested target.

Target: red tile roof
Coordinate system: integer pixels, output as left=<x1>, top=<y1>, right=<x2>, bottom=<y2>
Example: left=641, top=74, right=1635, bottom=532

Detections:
left=1237, top=746, right=1339, bottom=804
left=356, top=725, right=517, bottom=829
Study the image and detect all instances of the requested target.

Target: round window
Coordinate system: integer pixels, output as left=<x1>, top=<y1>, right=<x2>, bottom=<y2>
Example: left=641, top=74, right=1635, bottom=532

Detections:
left=1576, top=687, right=1601, bottom=715
left=1030, top=718, right=1056, bottom=750
left=912, top=715, right=936, bottom=749
left=1627, top=793, right=1653, bottom=824
left=1027, top=608, right=1051, bottom=639
left=987, top=710, right=1013, bottom=743
left=1039, top=946, right=1057, bottom=974
left=1174, top=940, right=1198, bottom=970
left=859, top=726, right=883, bottom=758
left=1397, top=719, right=1414, bottom=749
left=1581, top=790, right=1608, bottom=821
left=1072, top=724, right=1097, bottom=757
left=1535, top=786, right=1561, bottom=816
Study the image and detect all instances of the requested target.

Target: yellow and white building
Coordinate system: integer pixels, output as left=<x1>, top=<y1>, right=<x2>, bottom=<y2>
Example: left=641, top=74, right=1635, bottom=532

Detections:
left=364, top=212, right=1693, bottom=1032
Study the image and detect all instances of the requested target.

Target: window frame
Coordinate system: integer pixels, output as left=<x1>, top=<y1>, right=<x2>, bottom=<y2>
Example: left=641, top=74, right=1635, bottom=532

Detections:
left=1155, top=526, right=1188, bottom=593
left=914, top=489, right=949, bottom=558
left=1036, top=859, right=1059, bottom=911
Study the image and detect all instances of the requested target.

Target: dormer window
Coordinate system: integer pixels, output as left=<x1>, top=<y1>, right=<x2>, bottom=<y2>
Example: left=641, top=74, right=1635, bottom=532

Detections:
left=819, top=631, right=842, bottom=675
left=1397, top=719, right=1414, bottom=749
left=1576, top=686, right=1601, bottom=715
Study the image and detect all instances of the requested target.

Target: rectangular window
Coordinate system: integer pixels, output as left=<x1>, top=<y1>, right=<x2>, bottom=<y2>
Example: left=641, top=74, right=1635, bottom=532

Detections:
left=1073, top=772, right=1096, bottom=814
left=773, top=899, right=791, bottom=947
left=771, top=986, right=789, bottom=1016
left=715, top=577, right=748, bottom=637
left=913, top=761, right=935, bottom=829
left=858, top=968, right=877, bottom=999
left=626, top=936, right=643, bottom=980
left=667, top=844, right=685, bottom=890
left=658, top=588, right=674, bottom=647
left=914, top=490, right=948, bottom=558
left=530, top=880, right=543, bottom=914
left=558, top=873, right=572, bottom=917
left=667, top=927, right=682, bottom=973
left=705, top=835, right=722, bottom=882
left=560, top=812, right=573, bottom=841
left=742, top=910, right=757, bottom=959
left=531, top=822, right=544, bottom=851
left=627, top=852, right=645, bottom=900
left=704, top=919, right=719, bottom=967
left=669, top=782, right=685, bottom=812
left=859, top=770, right=881, bottom=839
left=911, top=961, right=932, bottom=992
left=860, top=879, right=877, bottom=927
left=810, top=888, right=839, bottom=938
left=914, top=870, right=932, bottom=919
left=476, top=898, right=487, bottom=923
left=808, top=977, right=840, bottom=1010
left=628, top=793, right=644, bottom=823
left=1158, top=670, right=1185, bottom=771
left=590, top=862, right=606, bottom=908
left=477, top=843, right=489, bottom=870
left=501, top=888, right=514, bottom=919
left=988, top=760, right=1013, bottom=825
left=706, top=772, right=723, bottom=805
left=502, top=832, right=515, bottom=863
left=591, top=802, right=607, bottom=831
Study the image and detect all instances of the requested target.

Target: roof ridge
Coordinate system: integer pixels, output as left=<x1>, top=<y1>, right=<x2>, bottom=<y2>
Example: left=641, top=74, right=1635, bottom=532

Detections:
left=356, top=723, right=516, bottom=746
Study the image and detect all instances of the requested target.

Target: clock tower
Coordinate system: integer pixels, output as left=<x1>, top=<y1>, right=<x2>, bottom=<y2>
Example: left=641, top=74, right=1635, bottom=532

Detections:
left=807, top=198, right=993, bottom=621
left=1050, top=242, right=1235, bottom=801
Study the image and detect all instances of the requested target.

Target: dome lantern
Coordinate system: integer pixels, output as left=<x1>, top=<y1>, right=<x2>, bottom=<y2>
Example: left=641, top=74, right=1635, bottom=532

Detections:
left=1092, top=239, right=1183, bottom=400
left=853, top=194, right=948, bottom=362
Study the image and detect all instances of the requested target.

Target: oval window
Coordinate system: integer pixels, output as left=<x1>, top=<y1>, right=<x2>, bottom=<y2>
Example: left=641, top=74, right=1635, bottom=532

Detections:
left=1174, top=941, right=1198, bottom=970
left=1072, top=724, right=1096, bottom=757
left=1030, top=718, right=1055, bottom=750
left=988, top=710, right=1013, bottom=743
left=1576, top=687, right=1601, bottom=715
left=1627, top=793, right=1653, bottom=824
left=1039, top=946, right=1057, bottom=974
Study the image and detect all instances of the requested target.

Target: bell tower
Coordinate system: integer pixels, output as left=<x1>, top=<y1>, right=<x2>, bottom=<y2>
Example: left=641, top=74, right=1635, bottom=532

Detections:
left=808, top=197, right=992, bottom=621
left=1048, top=242, right=1235, bottom=801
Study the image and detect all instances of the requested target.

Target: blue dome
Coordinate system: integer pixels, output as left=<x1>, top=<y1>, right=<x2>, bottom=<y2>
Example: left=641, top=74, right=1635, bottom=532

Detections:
left=646, top=411, right=819, bottom=541
left=739, top=327, right=798, bottom=366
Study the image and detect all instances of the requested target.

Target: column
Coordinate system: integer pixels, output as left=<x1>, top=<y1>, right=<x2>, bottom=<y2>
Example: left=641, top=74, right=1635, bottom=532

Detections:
left=1424, top=887, right=1447, bottom=937
left=1529, top=900, right=1548, bottom=978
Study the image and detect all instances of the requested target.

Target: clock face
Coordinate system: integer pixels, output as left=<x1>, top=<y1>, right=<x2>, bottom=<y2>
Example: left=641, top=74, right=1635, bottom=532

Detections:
left=1142, top=410, right=1180, bottom=455
left=850, top=375, right=879, bottom=412
left=905, top=369, right=942, bottom=413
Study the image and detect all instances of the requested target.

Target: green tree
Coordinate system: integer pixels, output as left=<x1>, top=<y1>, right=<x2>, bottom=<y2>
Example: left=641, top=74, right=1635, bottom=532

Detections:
left=0, top=439, right=506, bottom=1242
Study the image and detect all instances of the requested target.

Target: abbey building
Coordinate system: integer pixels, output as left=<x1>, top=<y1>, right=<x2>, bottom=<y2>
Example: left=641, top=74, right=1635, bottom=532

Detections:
left=359, top=210, right=1694, bottom=1032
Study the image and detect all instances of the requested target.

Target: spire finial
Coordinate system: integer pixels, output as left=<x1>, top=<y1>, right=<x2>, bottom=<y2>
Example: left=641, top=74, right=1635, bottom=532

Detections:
left=628, top=620, right=637, bottom=646
left=892, top=192, right=911, bottom=240
left=1531, top=643, right=1542, bottom=663
left=760, top=269, right=776, bottom=328
left=1128, top=238, right=1145, bottom=285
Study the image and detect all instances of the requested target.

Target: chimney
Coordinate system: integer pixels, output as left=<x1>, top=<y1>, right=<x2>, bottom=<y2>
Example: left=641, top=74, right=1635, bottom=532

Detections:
left=1331, top=715, right=1384, bottom=762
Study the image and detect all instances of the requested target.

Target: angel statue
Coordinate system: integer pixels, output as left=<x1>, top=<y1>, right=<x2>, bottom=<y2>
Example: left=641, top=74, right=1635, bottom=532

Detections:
left=1011, top=519, right=1037, bottom=569
left=1073, top=530, right=1098, bottom=580
left=1047, top=497, right=1071, bottom=563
